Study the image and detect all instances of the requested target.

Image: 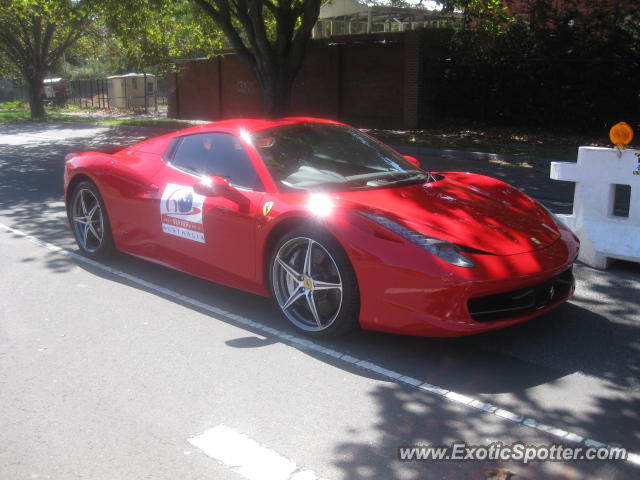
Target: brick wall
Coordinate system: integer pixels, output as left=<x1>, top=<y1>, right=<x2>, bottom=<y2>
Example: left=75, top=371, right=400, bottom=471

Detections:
left=170, top=59, right=220, bottom=120
left=339, top=43, right=404, bottom=128
left=168, top=31, right=435, bottom=129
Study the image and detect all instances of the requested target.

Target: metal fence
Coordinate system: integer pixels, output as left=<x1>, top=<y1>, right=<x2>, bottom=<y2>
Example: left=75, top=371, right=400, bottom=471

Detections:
left=67, top=78, right=109, bottom=108
left=64, top=76, right=168, bottom=112
left=0, top=78, right=26, bottom=103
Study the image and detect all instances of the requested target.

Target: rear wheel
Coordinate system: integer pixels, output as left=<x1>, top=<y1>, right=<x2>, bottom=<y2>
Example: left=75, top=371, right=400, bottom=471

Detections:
left=69, top=181, right=115, bottom=260
left=270, top=227, right=359, bottom=337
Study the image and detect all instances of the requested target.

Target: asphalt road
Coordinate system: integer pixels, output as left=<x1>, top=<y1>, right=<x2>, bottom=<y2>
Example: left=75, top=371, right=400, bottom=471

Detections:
left=1, top=122, right=639, bottom=480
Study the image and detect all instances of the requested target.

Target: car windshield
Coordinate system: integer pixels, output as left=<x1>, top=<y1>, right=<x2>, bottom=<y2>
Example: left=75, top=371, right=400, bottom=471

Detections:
left=251, top=123, right=427, bottom=192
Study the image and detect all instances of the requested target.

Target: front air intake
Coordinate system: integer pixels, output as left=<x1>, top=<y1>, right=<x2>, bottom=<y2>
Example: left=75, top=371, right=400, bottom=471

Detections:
left=468, top=268, right=574, bottom=322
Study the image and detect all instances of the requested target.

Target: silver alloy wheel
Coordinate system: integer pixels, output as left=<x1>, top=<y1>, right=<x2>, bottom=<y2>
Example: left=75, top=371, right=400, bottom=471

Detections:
left=72, top=188, right=104, bottom=253
left=272, top=237, right=343, bottom=332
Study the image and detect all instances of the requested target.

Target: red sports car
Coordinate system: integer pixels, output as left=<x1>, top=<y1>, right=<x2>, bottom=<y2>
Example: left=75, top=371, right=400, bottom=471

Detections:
left=64, top=117, right=578, bottom=337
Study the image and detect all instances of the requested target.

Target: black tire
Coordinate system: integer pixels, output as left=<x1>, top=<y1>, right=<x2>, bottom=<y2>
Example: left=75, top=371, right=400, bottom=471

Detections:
left=69, top=180, right=115, bottom=260
left=269, top=226, right=360, bottom=338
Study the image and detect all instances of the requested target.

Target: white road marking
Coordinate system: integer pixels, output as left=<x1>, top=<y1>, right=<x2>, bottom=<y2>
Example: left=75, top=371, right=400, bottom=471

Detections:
left=189, top=425, right=328, bottom=480
left=2, top=220, right=639, bottom=467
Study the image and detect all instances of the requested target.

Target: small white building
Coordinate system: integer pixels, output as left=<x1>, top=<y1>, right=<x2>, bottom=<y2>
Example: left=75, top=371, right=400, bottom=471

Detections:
left=107, top=73, right=156, bottom=109
left=43, top=77, right=63, bottom=99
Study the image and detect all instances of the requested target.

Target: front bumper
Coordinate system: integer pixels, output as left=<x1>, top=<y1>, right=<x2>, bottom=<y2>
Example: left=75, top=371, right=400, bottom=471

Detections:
left=347, top=227, right=579, bottom=337
left=468, top=267, right=573, bottom=323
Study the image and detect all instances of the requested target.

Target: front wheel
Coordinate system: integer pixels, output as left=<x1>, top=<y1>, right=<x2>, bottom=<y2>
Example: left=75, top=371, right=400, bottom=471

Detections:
left=69, top=181, right=115, bottom=260
left=269, top=227, right=359, bottom=338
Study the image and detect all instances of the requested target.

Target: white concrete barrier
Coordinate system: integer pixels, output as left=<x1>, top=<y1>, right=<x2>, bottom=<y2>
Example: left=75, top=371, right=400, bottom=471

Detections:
left=551, top=146, right=640, bottom=269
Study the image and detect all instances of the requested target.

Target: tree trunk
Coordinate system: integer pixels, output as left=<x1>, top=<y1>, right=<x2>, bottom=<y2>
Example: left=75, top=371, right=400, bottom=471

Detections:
left=261, top=71, right=295, bottom=118
left=26, top=75, right=46, bottom=120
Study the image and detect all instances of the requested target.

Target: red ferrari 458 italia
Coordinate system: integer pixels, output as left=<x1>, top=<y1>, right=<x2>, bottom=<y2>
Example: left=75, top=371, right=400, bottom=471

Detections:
left=64, top=117, right=578, bottom=337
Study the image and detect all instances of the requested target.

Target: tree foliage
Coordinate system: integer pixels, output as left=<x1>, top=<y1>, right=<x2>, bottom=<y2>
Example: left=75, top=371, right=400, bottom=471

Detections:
left=98, top=0, right=222, bottom=72
left=434, top=0, right=640, bottom=129
left=0, top=51, right=20, bottom=82
left=61, top=25, right=123, bottom=80
left=0, top=0, right=91, bottom=118
left=438, top=0, right=515, bottom=33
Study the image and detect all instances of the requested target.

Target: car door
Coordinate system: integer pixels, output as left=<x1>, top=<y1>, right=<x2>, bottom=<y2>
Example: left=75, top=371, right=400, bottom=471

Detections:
left=98, top=147, right=167, bottom=260
left=150, top=131, right=266, bottom=286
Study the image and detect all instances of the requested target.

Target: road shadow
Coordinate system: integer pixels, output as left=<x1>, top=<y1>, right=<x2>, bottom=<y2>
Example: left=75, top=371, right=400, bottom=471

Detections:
left=331, top=382, right=638, bottom=479
left=0, top=122, right=180, bottom=247
left=6, top=240, right=639, bottom=479
left=27, top=242, right=638, bottom=453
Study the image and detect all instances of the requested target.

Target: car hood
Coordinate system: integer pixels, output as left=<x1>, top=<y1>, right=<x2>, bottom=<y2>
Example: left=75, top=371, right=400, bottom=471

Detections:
left=339, top=172, right=560, bottom=256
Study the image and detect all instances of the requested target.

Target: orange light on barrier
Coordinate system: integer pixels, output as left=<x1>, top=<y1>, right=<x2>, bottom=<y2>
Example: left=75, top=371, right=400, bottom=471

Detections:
left=609, top=122, right=634, bottom=147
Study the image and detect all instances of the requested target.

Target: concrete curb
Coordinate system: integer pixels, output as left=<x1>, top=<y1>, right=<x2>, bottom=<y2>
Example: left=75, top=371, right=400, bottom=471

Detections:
left=392, top=144, right=565, bottom=168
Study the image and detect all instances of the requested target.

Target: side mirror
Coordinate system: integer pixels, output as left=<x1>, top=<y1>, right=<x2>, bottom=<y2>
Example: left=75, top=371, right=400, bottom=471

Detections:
left=193, top=176, right=230, bottom=197
left=403, top=155, right=421, bottom=168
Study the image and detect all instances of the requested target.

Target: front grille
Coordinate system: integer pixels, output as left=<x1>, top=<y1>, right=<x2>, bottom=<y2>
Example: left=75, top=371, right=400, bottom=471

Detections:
left=468, top=268, right=574, bottom=322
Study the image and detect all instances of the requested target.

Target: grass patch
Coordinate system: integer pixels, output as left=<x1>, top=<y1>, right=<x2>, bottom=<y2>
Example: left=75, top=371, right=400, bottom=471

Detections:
left=0, top=100, right=27, bottom=111
left=0, top=100, right=30, bottom=123
left=0, top=110, right=30, bottom=123
left=0, top=108, right=200, bottom=129
left=53, top=104, right=98, bottom=113
left=47, top=110, right=199, bottom=128
left=97, top=118, right=198, bottom=128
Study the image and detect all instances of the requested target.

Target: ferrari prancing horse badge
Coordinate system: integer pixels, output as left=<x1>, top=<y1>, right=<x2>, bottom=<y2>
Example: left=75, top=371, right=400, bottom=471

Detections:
left=262, top=201, right=274, bottom=217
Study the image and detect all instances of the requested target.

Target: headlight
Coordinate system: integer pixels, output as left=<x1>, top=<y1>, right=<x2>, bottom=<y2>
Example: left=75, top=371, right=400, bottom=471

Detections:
left=361, top=212, right=475, bottom=268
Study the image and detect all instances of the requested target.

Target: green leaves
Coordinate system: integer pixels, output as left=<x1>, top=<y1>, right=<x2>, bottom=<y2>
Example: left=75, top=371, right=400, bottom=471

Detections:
left=97, top=0, right=222, bottom=70
left=0, top=0, right=92, bottom=118
left=0, top=0, right=90, bottom=71
left=438, top=0, right=640, bottom=129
